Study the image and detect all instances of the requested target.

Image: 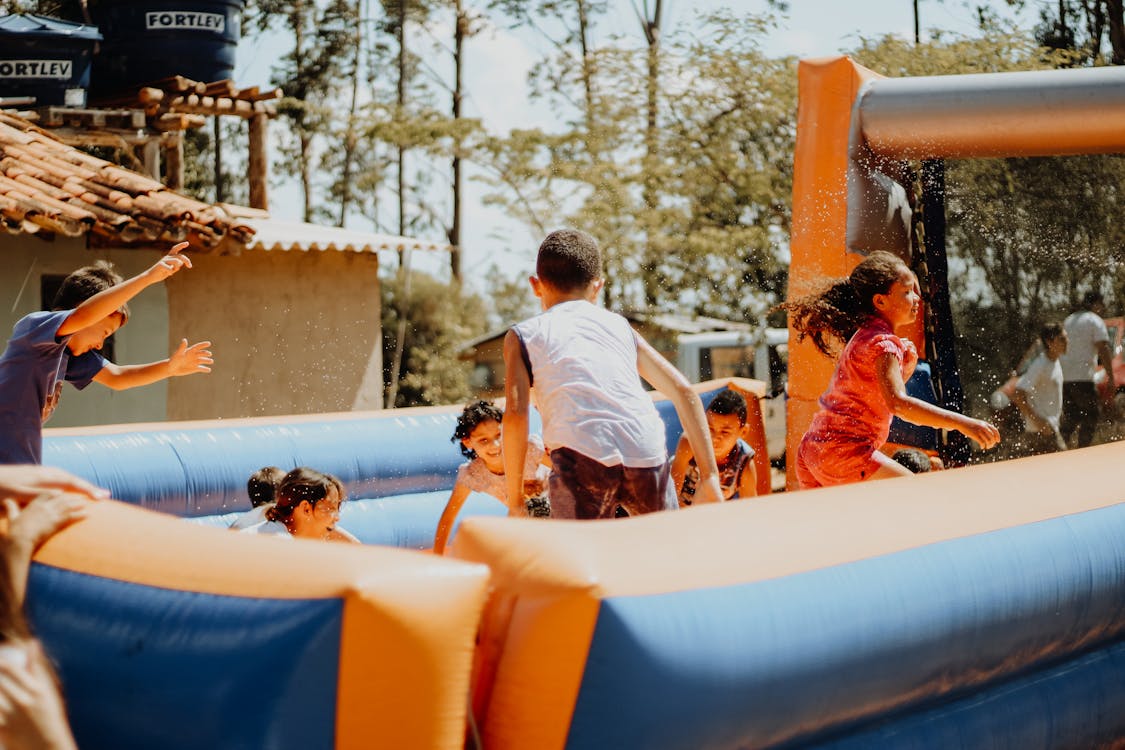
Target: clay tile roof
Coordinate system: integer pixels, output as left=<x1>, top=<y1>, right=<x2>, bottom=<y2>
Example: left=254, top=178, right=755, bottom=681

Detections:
left=0, top=110, right=254, bottom=247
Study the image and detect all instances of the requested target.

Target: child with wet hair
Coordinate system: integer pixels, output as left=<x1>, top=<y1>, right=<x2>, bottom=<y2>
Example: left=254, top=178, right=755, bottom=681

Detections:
left=433, top=400, right=551, bottom=555
left=247, top=467, right=357, bottom=543
left=0, top=243, right=213, bottom=465
left=671, top=388, right=758, bottom=505
left=779, top=251, right=999, bottom=489
left=229, top=466, right=286, bottom=531
left=504, top=229, right=723, bottom=519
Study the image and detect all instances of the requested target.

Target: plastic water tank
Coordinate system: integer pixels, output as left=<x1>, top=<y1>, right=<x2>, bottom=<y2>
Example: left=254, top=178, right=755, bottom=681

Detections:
left=91, top=0, right=244, bottom=99
left=0, top=14, right=102, bottom=107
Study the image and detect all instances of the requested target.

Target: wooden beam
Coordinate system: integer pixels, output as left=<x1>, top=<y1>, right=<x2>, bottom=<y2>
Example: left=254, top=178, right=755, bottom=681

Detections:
left=164, top=132, right=183, bottom=190
left=141, top=139, right=161, bottom=181
left=248, top=112, right=268, bottom=210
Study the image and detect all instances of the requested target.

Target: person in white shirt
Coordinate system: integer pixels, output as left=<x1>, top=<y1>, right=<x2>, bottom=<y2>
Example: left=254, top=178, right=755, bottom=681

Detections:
left=502, top=229, right=722, bottom=520
left=1059, top=292, right=1115, bottom=448
left=229, top=466, right=285, bottom=532
left=1011, top=323, right=1067, bottom=456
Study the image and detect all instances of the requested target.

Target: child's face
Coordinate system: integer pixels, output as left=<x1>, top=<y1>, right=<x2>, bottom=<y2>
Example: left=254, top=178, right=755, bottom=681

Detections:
left=1046, top=330, right=1069, bottom=359
left=463, top=419, right=503, bottom=466
left=874, top=269, right=921, bottom=328
left=294, top=487, right=342, bottom=540
left=66, top=314, right=122, bottom=356
left=706, top=411, right=744, bottom=460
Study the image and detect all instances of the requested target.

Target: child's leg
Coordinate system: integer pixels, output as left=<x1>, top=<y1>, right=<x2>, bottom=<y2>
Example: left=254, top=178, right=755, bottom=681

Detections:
left=866, top=451, right=914, bottom=481
left=618, top=464, right=677, bottom=516
left=548, top=448, right=623, bottom=520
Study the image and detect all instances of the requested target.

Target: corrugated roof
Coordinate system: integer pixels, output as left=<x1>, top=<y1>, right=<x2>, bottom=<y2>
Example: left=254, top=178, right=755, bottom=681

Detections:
left=0, top=110, right=253, bottom=247
left=241, top=217, right=453, bottom=255
left=0, top=13, right=102, bottom=40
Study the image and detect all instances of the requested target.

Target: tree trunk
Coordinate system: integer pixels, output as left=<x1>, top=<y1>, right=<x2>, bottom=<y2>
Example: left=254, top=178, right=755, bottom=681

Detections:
left=449, top=0, right=465, bottom=281
left=338, top=0, right=364, bottom=227
left=641, top=0, right=662, bottom=306
left=1107, top=0, right=1125, bottom=64
left=387, top=0, right=410, bottom=408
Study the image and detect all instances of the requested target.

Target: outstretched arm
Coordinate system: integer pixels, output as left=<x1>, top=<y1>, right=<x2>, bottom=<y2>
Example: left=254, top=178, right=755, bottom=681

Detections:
left=57, top=243, right=192, bottom=337
left=93, top=339, right=213, bottom=390
left=433, top=483, right=471, bottom=554
left=877, top=353, right=1000, bottom=449
left=636, top=337, right=723, bottom=505
left=669, top=435, right=692, bottom=502
left=502, top=331, right=532, bottom=517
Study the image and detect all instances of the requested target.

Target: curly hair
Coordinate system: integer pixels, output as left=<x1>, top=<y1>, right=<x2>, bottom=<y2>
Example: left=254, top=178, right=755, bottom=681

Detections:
left=452, top=400, right=504, bottom=459
left=777, top=251, right=910, bottom=357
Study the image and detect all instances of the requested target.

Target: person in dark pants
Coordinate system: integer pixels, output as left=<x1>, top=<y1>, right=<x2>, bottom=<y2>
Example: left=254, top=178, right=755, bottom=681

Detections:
left=1059, top=292, right=1116, bottom=448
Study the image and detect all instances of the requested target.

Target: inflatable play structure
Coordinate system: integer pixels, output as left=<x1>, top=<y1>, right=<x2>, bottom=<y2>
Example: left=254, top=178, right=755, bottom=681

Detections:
left=20, top=59, right=1125, bottom=749
left=788, top=57, right=1125, bottom=483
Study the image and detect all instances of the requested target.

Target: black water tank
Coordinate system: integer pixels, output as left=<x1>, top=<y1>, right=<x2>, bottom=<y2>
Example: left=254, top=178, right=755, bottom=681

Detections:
left=0, top=14, right=102, bottom=107
left=90, top=0, right=243, bottom=99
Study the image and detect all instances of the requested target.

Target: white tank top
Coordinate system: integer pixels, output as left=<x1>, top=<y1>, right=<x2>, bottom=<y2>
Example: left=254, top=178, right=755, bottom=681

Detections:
left=513, top=300, right=667, bottom=468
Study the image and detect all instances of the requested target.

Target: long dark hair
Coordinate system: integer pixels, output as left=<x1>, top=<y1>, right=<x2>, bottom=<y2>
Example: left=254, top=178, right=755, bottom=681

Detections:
left=777, top=251, right=909, bottom=357
left=265, top=467, right=332, bottom=523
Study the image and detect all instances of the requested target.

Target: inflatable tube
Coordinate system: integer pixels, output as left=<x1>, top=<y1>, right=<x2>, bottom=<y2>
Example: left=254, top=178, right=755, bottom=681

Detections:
left=191, top=490, right=510, bottom=549
left=41, top=379, right=766, bottom=521
left=27, top=500, right=490, bottom=749
left=453, top=442, right=1125, bottom=749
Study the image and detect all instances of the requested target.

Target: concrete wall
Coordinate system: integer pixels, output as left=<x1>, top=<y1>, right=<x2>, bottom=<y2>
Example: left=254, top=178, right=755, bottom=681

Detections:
left=0, top=234, right=169, bottom=427
left=165, top=248, right=383, bottom=420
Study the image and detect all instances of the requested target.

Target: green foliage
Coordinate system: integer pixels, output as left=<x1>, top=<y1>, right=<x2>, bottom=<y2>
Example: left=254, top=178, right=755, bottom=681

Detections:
left=850, top=30, right=1125, bottom=407
left=474, top=9, right=794, bottom=321
left=381, top=269, right=491, bottom=406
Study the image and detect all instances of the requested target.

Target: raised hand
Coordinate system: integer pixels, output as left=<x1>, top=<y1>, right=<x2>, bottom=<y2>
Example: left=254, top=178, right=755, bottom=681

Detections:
left=0, top=642, right=78, bottom=750
left=146, top=241, right=193, bottom=283
left=168, top=339, right=213, bottom=376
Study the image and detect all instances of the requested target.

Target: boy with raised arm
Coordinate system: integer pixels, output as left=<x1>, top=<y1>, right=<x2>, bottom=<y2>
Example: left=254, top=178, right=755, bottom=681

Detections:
left=0, top=243, right=213, bottom=464
left=503, top=229, right=722, bottom=520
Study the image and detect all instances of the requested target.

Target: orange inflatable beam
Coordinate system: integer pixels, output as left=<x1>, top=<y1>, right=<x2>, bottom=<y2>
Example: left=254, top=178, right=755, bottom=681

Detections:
left=33, top=501, right=490, bottom=749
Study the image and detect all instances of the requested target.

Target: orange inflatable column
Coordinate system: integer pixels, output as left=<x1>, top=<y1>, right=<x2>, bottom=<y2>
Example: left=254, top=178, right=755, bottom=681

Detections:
left=786, top=56, right=880, bottom=489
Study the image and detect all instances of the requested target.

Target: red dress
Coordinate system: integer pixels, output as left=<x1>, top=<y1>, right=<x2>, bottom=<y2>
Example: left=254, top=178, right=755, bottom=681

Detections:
left=796, top=317, right=917, bottom=488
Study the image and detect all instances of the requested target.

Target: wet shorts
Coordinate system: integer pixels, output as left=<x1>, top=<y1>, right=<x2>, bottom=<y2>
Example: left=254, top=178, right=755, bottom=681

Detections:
left=548, top=447, right=677, bottom=520
left=795, top=432, right=882, bottom=489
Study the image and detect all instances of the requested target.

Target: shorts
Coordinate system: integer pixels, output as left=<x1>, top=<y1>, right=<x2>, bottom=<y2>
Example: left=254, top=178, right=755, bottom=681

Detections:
left=795, top=432, right=882, bottom=489
left=548, top=447, right=677, bottom=520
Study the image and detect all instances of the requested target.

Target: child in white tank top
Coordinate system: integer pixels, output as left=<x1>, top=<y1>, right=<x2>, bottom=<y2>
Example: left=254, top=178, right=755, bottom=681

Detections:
left=503, top=230, right=723, bottom=519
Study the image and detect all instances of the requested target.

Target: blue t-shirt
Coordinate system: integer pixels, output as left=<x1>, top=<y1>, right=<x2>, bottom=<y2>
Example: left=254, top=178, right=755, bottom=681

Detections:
left=0, top=310, right=107, bottom=464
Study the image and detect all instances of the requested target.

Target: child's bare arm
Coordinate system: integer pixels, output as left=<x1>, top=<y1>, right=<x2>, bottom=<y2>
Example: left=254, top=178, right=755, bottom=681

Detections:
left=636, top=337, right=723, bottom=505
left=877, top=353, right=1000, bottom=449
left=738, top=459, right=758, bottom=499
left=433, top=483, right=471, bottom=554
left=669, top=435, right=692, bottom=500
left=502, top=331, right=532, bottom=516
left=93, top=339, right=212, bottom=390
left=57, top=243, right=192, bottom=336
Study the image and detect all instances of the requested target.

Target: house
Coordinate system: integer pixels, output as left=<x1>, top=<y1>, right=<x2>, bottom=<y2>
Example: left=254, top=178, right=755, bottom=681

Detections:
left=1, top=110, right=447, bottom=426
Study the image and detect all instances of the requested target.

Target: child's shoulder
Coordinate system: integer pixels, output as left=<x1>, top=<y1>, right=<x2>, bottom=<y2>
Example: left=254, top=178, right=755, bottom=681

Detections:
left=8, top=310, right=71, bottom=346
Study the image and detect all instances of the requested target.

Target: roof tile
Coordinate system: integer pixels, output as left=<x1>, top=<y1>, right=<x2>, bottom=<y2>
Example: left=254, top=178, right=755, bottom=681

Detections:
left=0, top=111, right=253, bottom=248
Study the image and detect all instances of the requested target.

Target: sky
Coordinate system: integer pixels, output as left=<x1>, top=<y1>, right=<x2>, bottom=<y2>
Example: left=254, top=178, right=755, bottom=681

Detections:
left=230, top=0, right=1044, bottom=291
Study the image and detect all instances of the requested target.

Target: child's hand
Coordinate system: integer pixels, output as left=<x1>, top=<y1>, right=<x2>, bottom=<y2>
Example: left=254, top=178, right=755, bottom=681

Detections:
left=0, top=641, right=78, bottom=750
left=3, top=494, right=86, bottom=551
left=168, top=339, right=213, bottom=376
left=146, top=242, right=192, bottom=283
left=692, top=475, right=725, bottom=506
left=961, top=418, right=1001, bottom=450
left=0, top=466, right=108, bottom=505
